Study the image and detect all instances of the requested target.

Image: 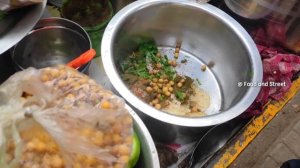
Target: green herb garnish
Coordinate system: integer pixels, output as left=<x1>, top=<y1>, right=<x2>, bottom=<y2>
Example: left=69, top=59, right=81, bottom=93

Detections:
left=120, top=40, right=176, bottom=80
left=196, top=78, right=202, bottom=85
left=175, top=90, right=186, bottom=101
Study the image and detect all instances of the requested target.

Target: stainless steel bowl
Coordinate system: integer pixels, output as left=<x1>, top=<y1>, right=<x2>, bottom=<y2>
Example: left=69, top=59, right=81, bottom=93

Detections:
left=0, top=0, right=47, bottom=55
left=126, top=105, right=160, bottom=168
left=12, top=17, right=91, bottom=73
left=102, top=0, right=263, bottom=142
left=224, top=0, right=277, bottom=19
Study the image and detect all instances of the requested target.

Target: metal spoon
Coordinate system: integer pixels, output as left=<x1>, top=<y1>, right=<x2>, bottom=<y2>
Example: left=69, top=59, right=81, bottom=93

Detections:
left=187, top=118, right=250, bottom=168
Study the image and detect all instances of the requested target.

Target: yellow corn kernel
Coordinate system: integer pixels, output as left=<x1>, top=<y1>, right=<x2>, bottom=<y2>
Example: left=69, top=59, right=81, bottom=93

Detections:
left=101, top=101, right=111, bottom=109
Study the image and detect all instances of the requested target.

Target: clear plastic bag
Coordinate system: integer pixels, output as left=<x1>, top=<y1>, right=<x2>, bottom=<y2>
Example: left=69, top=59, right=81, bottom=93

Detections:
left=0, top=66, right=133, bottom=168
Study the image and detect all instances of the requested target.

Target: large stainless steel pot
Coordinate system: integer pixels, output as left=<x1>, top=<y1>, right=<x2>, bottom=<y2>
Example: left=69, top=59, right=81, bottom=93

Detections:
left=101, top=0, right=263, bottom=143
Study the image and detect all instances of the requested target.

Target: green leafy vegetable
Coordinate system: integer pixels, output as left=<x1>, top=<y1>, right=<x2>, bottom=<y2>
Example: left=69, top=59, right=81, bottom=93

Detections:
left=175, top=90, right=186, bottom=101
left=120, top=40, right=176, bottom=80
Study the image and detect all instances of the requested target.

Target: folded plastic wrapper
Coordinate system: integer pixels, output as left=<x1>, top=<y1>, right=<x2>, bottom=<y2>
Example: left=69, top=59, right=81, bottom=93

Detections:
left=0, top=66, right=133, bottom=168
left=0, top=0, right=43, bottom=12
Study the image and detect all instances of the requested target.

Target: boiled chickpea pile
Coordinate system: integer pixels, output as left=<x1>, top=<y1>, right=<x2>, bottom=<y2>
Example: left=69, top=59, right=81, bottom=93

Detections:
left=5, top=66, right=133, bottom=168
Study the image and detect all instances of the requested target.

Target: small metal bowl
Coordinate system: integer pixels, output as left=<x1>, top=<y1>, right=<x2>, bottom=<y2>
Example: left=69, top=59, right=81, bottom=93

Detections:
left=12, top=17, right=91, bottom=73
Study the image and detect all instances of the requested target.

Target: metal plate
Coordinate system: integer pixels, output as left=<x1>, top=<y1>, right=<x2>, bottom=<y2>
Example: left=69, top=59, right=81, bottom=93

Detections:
left=0, top=0, right=47, bottom=55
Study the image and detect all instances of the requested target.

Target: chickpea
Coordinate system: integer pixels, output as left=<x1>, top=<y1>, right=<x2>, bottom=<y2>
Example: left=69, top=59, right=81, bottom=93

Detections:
left=66, top=93, right=75, bottom=99
left=50, top=155, right=64, bottom=168
left=114, top=164, right=123, bottom=168
left=92, top=136, right=104, bottom=146
left=174, top=53, right=179, bottom=58
left=118, top=145, right=130, bottom=155
left=177, top=82, right=183, bottom=88
left=201, top=65, right=207, bottom=71
left=168, top=60, right=172, bottom=65
left=146, top=87, right=153, bottom=93
left=35, top=141, right=46, bottom=153
left=158, top=78, right=164, bottom=83
left=156, top=94, right=161, bottom=99
left=40, top=74, right=49, bottom=82
left=153, top=78, right=158, bottom=82
left=81, top=128, right=92, bottom=137
left=125, top=136, right=133, bottom=145
left=157, top=89, right=162, bottom=94
left=101, top=101, right=111, bottom=109
left=149, top=70, right=154, bottom=75
left=112, top=124, right=122, bottom=134
left=149, top=102, right=154, bottom=106
left=155, top=103, right=162, bottom=109
left=168, top=87, right=174, bottom=92
left=156, top=53, right=161, bottom=57
left=73, top=163, right=82, bottom=168
left=162, top=87, right=168, bottom=93
left=123, top=116, right=132, bottom=125
left=175, top=47, right=180, bottom=53
left=85, top=155, right=97, bottom=166
left=112, top=134, right=121, bottom=144
left=153, top=70, right=160, bottom=74
left=152, top=99, right=159, bottom=104
left=158, top=83, right=163, bottom=89
left=26, top=141, right=35, bottom=151
left=156, top=63, right=162, bottom=69
left=120, top=155, right=130, bottom=163
left=191, top=107, right=198, bottom=113
left=164, top=79, right=169, bottom=83
left=180, top=79, right=185, bottom=83
left=169, top=81, right=175, bottom=86
left=31, top=164, right=40, bottom=168
left=50, top=69, right=60, bottom=78
left=165, top=91, right=171, bottom=97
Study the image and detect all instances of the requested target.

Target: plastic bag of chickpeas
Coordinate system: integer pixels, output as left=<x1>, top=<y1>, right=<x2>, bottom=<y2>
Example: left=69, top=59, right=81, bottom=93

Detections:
left=0, top=66, right=133, bottom=168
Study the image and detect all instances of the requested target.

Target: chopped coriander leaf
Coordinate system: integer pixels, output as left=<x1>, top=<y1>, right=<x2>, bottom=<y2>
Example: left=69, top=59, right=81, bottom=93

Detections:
left=159, top=95, right=166, bottom=101
left=196, top=78, right=201, bottom=85
left=175, top=90, right=186, bottom=101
